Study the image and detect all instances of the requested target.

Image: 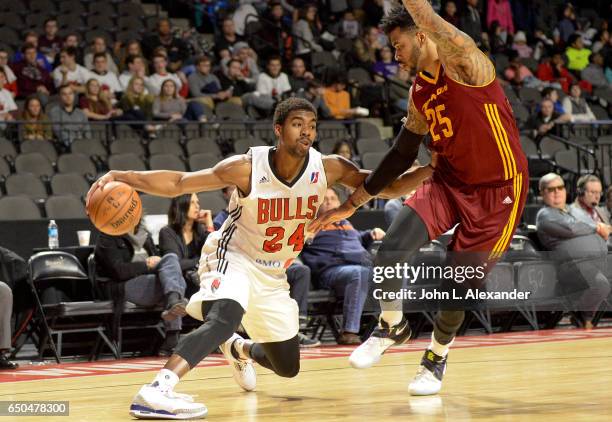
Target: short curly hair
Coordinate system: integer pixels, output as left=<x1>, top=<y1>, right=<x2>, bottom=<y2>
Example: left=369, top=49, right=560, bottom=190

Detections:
left=379, top=3, right=417, bottom=35
left=273, top=97, right=317, bottom=126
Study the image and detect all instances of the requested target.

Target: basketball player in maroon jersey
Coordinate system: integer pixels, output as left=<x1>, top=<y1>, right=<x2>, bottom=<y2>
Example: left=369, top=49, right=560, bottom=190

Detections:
left=310, top=1, right=528, bottom=395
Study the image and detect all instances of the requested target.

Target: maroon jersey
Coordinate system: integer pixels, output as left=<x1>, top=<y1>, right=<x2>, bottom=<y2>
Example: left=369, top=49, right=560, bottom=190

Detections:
left=411, top=61, right=527, bottom=186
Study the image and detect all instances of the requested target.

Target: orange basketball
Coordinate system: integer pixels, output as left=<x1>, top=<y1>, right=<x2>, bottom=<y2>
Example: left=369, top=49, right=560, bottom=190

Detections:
left=87, top=181, right=142, bottom=236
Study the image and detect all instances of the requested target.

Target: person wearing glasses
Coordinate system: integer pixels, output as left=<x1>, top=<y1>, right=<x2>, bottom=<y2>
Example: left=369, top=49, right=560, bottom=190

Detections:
left=569, top=175, right=610, bottom=227
left=536, top=173, right=611, bottom=329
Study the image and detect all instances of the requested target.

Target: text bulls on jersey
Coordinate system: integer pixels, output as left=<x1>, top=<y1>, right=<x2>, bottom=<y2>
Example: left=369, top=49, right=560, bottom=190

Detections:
left=257, top=196, right=319, bottom=224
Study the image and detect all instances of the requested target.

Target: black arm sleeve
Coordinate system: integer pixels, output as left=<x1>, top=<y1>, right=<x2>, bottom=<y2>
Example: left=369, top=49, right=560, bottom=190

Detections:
left=362, top=125, right=425, bottom=196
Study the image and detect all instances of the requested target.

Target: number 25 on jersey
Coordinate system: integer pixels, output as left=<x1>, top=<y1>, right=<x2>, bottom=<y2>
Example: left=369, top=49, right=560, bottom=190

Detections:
left=424, top=104, right=454, bottom=142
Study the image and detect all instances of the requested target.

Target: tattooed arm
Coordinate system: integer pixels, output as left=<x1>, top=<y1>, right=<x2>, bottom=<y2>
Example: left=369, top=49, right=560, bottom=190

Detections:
left=402, top=0, right=494, bottom=86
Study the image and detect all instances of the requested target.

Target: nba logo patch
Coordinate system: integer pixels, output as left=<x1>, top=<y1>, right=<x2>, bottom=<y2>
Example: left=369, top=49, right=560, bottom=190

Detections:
left=211, top=278, right=221, bottom=292
left=310, top=171, right=319, bottom=183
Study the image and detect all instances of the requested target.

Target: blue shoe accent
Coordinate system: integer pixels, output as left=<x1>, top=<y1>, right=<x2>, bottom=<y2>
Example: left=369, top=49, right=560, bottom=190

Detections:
left=130, top=404, right=174, bottom=416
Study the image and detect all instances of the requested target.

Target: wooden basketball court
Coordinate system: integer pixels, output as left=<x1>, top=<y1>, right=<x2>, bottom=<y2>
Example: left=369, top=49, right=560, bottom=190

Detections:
left=1, top=328, right=611, bottom=421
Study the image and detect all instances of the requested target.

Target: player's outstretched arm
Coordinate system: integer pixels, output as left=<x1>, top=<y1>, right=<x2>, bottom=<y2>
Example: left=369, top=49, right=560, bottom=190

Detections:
left=401, top=0, right=494, bottom=86
left=86, top=154, right=251, bottom=206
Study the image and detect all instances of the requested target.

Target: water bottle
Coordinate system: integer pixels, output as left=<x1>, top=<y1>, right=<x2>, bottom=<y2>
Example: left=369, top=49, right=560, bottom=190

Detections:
left=48, top=220, right=59, bottom=249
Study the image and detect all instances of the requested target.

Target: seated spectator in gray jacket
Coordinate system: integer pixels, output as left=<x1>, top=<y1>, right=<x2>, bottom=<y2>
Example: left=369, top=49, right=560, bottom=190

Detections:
left=95, top=217, right=188, bottom=356
left=561, top=83, right=596, bottom=123
left=535, top=173, right=611, bottom=329
left=48, top=84, right=91, bottom=148
left=153, top=79, right=206, bottom=122
left=159, top=193, right=212, bottom=297
left=188, top=56, right=232, bottom=110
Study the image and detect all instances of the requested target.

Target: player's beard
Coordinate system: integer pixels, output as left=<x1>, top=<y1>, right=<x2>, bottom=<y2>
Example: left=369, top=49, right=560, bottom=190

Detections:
left=410, top=43, right=422, bottom=73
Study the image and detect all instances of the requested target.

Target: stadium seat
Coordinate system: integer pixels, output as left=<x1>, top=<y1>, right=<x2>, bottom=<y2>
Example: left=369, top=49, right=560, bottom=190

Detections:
left=0, top=157, right=10, bottom=178
left=86, top=15, right=115, bottom=31
left=357, top=121, right=382, bottom=141
left=186, top=137, right=222, bottom=157
left=0, top=28, right=20, bottom=48
left=118, top=2, right=144, bottom=16
left=219, top=122, right=250, bottom=140
left=45, top=195, right=87, bottom=219
left=0, top=196, right=42, bottom=220
left=197, top=191, right=228, bottom=215
left=20, top=140, right=58, bottom=163
left=30, top=0, right=56, bottom=13
left=0, top=139, right=17, bottom=160
left=15, top=153, right=54, bottom=178
left=252, top=122, right=275, bottom=143
left=317, top=138, right=341, bottom=155
left=89, top=2, right=115, bottom=17
left=51, top=173, right=90, bottom=198
left=318, top=121, right=350, bottom=140
left=115, top=124, right=142, bottom=141
left=140, top=194, right=172, bottom=215
left=356, top=138, right=388, bottom=154
left=216, top=102, right=248, bottom=120
left=149, top=154, right=187, bottom=172
left=117, top=16, right=145, bottom=32
left=347, top=68, right=373, bottom=85
left=5, top=173, right=47, bottom=199
left=57, top=153, right=97, bottom=177
left=234, top=137, right=267, bottom=154
left=72, top=138, right=108, bottom=159
left=148, top=139, right=184, bottom=156
left=189, top=153, right=219, bottom=171
left=0, top=12, right=24, bottom=29
left=361, top=152, right=386, bottom=170
left=520, top=136, right=538, bottom=157
left=554, top=149, right=595, bottom=174
left=110, top=139, right=146, bottom=156
left=539, top=137, right=567, bottom=158
left=108, top=153, right=147, bottom=171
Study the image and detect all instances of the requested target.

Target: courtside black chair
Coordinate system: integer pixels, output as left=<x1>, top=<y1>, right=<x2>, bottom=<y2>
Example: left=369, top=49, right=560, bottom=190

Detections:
left=27, top=251, right=116, bottom=362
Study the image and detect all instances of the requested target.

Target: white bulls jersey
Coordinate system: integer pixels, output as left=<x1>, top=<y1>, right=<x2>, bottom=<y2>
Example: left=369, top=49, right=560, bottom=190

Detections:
left=198, top=146, right=327, bottom=278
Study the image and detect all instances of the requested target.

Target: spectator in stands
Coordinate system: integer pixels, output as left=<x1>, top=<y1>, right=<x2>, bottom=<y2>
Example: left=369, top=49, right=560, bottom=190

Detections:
left=159, top=193, right=213, bottom=297
left=119, top=76, right=154, bottom=119
left=0, top=49, right=17, bottom=98
left=89, top=53, right=123, bottom=96
left=258, top=2, right=291, bottom=57
left=243, top=56, right=291, bottom=118
left=533, top=29, right=555, bottom=61
left=504, top=53, right=542, bottom=88
left=441, top=1, right=459, bottom=27
left=323, top=77, right=369, bottom=119
left=340, top=9, right=361, bottom=39
left=48, top=84, right=91, bottom=148
left=38, top=18, right=62, bottom=65
left=188, top=56, right=230, bottom=110
left=213, top=185, right=235, bottom=230
left=389, top=67, right=411, bottom=112
left=80, top=79, right=122, bottom=121
left=0, top=282, right=17, bottom=369
left=536, top=53, right=575, bottom=93
left=119, top=55, right=148, bottom=92
left=217, top=59, right=255, bottom=103
left=143, top=19, right=189, bottom=73
left=294, top=4, right=324, bottom=60
left=20, top=96, right=52, bottom=141
left=214, top=17, right=245, bottom=60
left=581, top=53, right=610, bottom=89
left=362, top=0, right=385, bottom=28
left=538, top=87, right=565, bottom=115
left=354, top=26, right=384, bottom=67
left=153, top=79, right=206, bottom=122
left=558, top=4, right=578, bottom=43
left=296, top=80, right=332, bottom=119
left=11, top=44, right=53, bottom=103
left=562, top=83, right=596, bottom=122
left=487, top=0, right=514, bottom=37
left=0, top=70, right=17, bottom=123
left=95, top=218, right=188, bottom=356
left=592, top=29, right=610, bottom=55
left=460, top=0, right=483, bottom=47
left=289, top=57, right=314, bottom=94
left=52, top=47, right=91, bottom=94
left=301, top=187, right=385, bottom=344
left=527, top=98, right=571, bottom=138
left=332, top=140, right=354, bottom=162
left=13, top=31, right=52, bottom=72
left=536, top=172, right=611, bottom=329
left=373, top=46, right=399, bottom=80
left=117, top=40, right=146, bottom=73
left=55, top=33, right=83, bottom=68
left=570, top=175, right=609, bottom=226
left=226, top=42, right=260, bottom=85
left=565, top=34, right=592, bottom=74
left=145, top=54, right=186, bottom=97
left=511, top=31, right=533, bottom=59
left=84, top=37, right=118, bottom=75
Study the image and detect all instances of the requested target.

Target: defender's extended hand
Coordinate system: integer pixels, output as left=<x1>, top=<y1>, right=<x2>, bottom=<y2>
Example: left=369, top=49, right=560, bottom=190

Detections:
left=308, top=201, right=356, bottom=234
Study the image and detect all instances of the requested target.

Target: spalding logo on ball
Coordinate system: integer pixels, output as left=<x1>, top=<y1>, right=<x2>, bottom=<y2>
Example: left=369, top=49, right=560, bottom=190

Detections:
left=87, top=181, right=142, bottom=236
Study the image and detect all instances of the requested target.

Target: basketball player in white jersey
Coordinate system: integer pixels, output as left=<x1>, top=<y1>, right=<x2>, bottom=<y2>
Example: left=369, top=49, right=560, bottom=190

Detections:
left=87, top=98, right=435, bottom=419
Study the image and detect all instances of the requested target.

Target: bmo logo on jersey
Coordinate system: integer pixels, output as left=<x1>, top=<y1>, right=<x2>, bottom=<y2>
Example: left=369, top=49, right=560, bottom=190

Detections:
left=257, top=195, right=319, bottom=224
left=256, top=258, right=282, bottom=268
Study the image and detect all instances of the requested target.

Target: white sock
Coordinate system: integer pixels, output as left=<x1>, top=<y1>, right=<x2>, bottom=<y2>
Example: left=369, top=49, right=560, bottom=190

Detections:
left=235, top=339, right=253, bottom=361
left=152, top=369, right=179, bottom=391
left=380, top=311, right=403, bottom=327
left=428, top=333, right=453, bottom=357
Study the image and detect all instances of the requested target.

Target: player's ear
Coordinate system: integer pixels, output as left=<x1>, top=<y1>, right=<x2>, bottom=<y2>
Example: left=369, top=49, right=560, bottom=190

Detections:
left=273, top=123, right=282, bottom=139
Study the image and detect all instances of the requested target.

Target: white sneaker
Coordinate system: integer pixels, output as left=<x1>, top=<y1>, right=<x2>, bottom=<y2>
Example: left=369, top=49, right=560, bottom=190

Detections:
left=349, top=318, right=411, bottom=369
left=408, top=349, right=447, bottom=396
left=219, top=333, right=257, bottom=392
left=130, top=384, right=208, bottom=420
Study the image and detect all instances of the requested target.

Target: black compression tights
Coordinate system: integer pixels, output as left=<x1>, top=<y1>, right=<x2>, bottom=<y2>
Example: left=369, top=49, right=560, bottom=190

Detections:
left=174, top=299, right=300, bottom=377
